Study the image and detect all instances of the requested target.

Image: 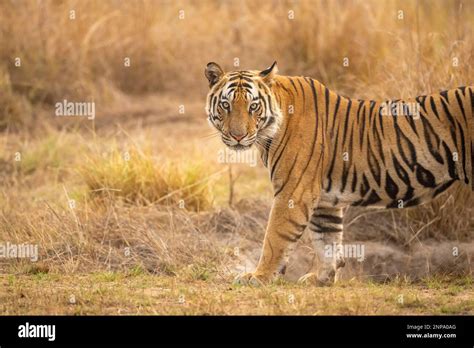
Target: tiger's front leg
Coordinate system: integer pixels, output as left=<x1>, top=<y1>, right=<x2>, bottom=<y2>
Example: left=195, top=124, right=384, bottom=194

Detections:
left=234, top=196, right=309, bottom=286
left=298, top=207, right=345, bottom=286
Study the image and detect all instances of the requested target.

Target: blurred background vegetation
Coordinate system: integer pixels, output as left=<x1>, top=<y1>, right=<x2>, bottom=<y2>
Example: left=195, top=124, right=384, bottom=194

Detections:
left=1, top=0, right=472, bottom=119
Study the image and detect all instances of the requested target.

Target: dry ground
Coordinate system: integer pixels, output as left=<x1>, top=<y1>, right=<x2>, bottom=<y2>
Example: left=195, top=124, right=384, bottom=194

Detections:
left=1, top=273, right=472, bottom=315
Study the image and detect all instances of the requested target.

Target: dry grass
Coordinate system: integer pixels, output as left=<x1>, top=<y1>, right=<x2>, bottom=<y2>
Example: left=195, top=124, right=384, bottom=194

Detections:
left=0, top=129, right=229, bottom=275
left=0, top=274, right=472, bottom=315
left=80, top=145, right=215, bottom=211
left=1, top=0, right=472, bottom=105
left=0, top=66, right=33, bottom=131
left=0, top=190, right=228, bottom=275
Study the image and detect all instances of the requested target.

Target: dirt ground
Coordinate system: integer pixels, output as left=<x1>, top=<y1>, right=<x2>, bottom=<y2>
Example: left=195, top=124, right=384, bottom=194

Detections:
left=1, top=273, right=472, bottom=315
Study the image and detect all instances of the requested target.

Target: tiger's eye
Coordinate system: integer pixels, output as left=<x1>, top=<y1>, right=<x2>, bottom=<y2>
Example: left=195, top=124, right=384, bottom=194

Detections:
left=221, top=101, right=230, bottom=109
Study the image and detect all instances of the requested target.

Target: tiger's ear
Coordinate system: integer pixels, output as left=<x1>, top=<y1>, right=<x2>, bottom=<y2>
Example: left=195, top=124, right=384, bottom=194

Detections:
left=205, top=62, right=224, bottom=88
left=260, top=61, right=278, bottom=85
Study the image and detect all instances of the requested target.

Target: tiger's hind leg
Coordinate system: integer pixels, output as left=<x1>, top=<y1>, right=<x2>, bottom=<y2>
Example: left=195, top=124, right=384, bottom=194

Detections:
left=298, top=207, right=345, bottom=286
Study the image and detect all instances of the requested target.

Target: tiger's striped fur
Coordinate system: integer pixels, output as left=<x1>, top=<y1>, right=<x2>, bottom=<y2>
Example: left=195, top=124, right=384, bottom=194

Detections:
left=204, top=61, right=474, bottom=286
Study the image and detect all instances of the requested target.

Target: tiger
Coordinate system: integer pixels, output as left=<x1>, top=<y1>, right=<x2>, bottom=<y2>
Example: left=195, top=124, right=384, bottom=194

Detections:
left=204, top=61, right=474, bottom=286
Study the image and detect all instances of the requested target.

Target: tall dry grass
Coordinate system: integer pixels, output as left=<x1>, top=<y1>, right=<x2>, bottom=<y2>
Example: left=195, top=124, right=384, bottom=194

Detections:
left=0, top=0, right=472, bottom=107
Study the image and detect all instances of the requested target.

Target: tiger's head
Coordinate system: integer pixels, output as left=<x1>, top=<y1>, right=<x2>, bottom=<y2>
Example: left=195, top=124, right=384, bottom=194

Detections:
left=204, top=62, right=282, bottom=151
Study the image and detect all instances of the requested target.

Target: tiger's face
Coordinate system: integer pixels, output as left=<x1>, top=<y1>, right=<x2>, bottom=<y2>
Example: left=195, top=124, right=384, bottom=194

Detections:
left=204, top=62, right=282, bottom=151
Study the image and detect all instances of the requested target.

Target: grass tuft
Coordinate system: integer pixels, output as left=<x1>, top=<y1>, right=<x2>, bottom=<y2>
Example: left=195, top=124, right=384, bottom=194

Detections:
left=80, top=145, right=215, bottom=211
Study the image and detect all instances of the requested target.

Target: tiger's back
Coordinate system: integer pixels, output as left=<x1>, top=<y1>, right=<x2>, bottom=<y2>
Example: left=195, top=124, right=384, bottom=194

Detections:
left=269, top=76, right=474, bottom=210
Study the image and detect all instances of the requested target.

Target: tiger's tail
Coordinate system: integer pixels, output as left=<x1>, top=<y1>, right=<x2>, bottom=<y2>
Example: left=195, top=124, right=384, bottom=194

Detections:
left=470, top=87, right=474, bottom=190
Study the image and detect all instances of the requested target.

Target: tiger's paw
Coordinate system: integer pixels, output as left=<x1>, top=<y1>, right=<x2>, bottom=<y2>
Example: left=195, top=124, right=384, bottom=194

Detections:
left=233, top=272, right=267, bottom=287
left=297, top=272, right=318, bottom=285
left=297, top=271, right=336, bottom=286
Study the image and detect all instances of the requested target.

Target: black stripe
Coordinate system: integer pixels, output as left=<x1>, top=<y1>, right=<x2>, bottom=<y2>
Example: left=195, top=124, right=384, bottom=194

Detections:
left=325, top=87, right=330, bottom=131
left=440, top=97, right=458, bottom=146
left=392, top=152, right=410, bottom=185
left=430, top=97, right=441, bottom=120
left=297, top=79, right=306, bottom=108
left=325, top=133, right=339, bottom=192
left=276, top=81, right=291, bottom=94
left=240, top=76, right=254, bottom=83
left=227, top=82, right=239, bottom=89
left=440, top=90, right=449, bottom=102
left=358, top=104, right=366, bottom=150
left=341, top=131, right=354, bottom=192
left=373, top=122, right=385, bottom=165
left=416, top=164, right=436, bottom=188
left=274, top=152, right=299, bottom=197
left=331, top=95, right=341, bottom=138
left=266, top=95, right=274, bottom=116
left=433, top=179, right=456, bottom=197
left=310, top=224, right=342, bottom=233
left=403, top=101, right=419, bottom=135
left=404, top=197, right=420, bottom=207
left=270, top=131, right=291, bottom=181
left=416, top=95, right=428, bottom=114
left=455, top=90, right=467, bottom=124
left=420, top=112, right=444, bottom=164
left=385, top=172, right=399, bottom=199
left=288, top=77, right=298, bottom=93
left=360, top=174, right=370, bottom=196
left=342, top=99, right=353, bottom=147
left=457, top=123, right=469, bottom=184
left=367, top=143, right=381, bottom=186
left=378, top=102, right=386, bottom=137
left=312, top=214, right=343, bottom=224
left=351, top=169, right=358, bottom=193
left=359, top=190, right=382, bottom=206
left=394, top=118, right=417, bottom=171
left=442, top=141, right=458, bottom=179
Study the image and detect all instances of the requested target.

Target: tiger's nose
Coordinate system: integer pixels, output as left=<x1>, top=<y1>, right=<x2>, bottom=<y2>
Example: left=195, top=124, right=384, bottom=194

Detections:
left=230, top=131, right=247, bottom=142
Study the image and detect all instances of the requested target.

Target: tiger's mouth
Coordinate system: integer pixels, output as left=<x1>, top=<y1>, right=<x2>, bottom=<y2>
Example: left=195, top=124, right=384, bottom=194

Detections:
left=221, top=132, right=257, bottom=150
left=227, top=144, right=252, bottom=151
